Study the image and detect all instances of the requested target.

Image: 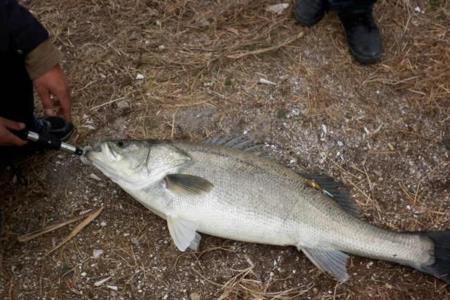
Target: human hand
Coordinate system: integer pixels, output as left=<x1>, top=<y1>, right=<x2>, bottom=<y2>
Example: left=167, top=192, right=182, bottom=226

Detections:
left=0, top=117, right=27, bottom=146
left=18, top=0, right=32, bottom=6
left=33, top=64, right=72, bottom=121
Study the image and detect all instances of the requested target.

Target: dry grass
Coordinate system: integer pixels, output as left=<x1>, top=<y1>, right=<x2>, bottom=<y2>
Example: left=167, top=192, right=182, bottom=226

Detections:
left=192, top=255, right=314, bottom=300
left=368, top=0, right=450, bottom=114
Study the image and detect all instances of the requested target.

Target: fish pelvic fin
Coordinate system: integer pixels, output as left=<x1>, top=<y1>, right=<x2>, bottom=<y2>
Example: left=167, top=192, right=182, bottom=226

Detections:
left=300, top=247, right=350, bottom=283
left=164, top=174, right=214, bottom=195
left=167, top=215, right=201, bottom=251
left=300, top=172, right=361, bottom=219
left=418, top=231, right=450, bottom=284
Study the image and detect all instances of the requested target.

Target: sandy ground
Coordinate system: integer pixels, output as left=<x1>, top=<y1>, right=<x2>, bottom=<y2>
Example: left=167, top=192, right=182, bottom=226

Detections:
left=1, top=0, right=449, bottom=299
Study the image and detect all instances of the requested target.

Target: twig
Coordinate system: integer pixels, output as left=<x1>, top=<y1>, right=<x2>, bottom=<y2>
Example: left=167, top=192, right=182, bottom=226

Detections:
left=61, top=257, right=90, bottom=278
left=90, top=96, right=127, bottom=111
left=8, top=279, right=14, bottom=300
left=18, top=211, right=92, bottom=242
left=171, top=109, right=178, bottom=139
left=226, top=32, right=304, bottom=59
left=164, top=101, right=213, bottom=108
left=347, top=179, right=382, bottom=220
left=192, top=267, right=223, bottom=288
left=46, top=207, right=104, bottom=256
left=94, top=276, right=112, bottom=287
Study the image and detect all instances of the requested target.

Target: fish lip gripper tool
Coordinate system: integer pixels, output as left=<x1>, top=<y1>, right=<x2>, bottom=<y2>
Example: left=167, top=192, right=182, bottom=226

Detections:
left=24, top=130, right=84, bottom=156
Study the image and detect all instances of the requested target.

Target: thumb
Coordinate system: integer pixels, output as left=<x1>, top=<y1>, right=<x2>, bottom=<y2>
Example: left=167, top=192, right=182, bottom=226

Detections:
left=2, top=119, right=25, bottom=131
left=4, top=130, right=27, bottom=146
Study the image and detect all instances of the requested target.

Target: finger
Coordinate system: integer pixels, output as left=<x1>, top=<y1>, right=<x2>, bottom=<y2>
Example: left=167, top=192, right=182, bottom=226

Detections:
left=54, top=80, right=72, bottom=121
left=4, top=130, right=27, bottom=146
left=2, top=119, right=25, bottom=131
left=58, top=89, right=72, bottom=121
left=36, top=84, right=56, bottom=116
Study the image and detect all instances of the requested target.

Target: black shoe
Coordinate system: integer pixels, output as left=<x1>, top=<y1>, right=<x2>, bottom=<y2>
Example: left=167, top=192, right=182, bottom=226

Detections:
left=338, top=10, right=382, bottom=65
left=294, top=0, right=328, bottom=27
left=31, top=116, right=74, bottom=142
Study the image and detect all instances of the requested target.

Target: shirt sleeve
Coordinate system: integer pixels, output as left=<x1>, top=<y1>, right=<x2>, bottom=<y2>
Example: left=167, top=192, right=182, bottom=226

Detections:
left=1, top=0, right=49, bottom=55
left=25, top=38, right=61, bottom=80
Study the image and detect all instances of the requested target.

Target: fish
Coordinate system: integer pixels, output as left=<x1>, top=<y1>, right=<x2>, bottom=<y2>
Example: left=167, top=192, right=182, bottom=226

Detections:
left=83, top=137, right=450, bottom=284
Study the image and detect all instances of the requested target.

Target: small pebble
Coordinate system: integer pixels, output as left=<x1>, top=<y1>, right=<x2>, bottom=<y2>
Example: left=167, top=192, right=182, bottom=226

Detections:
left=94, top=276, right=111, bottom=287
left=190, top=292, right=201, bottom=300
left=265, top=3, right=289, bottom=15
left=89, top=173, right=102, bottom=181
left=93, top=249, right=104, bottom=259
left=258, top=78, right=276, bottom=86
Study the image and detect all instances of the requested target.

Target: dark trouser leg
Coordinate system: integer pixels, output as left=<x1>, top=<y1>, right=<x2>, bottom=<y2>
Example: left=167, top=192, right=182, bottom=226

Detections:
left=0, top=52, right=37, bottom=163
left=0, top=52, right=35, bottom=128
left=293, top=0, right=328, bottom=27
left=329, top=0, right=376, bottom=13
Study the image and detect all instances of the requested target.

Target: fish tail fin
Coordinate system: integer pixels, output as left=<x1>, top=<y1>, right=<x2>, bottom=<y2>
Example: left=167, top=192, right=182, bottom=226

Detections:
left=418, top=231, right=450, bottom=283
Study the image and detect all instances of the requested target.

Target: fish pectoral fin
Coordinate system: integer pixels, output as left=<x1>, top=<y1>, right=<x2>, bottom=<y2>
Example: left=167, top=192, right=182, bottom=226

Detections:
left=167, top=215, right=201, bottom=251
left=300, top=247, right=350, bottom=283
left=164, top=174, right=214, bottom=196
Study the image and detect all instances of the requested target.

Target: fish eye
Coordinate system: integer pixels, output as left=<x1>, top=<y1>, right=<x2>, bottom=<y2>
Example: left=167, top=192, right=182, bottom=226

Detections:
left=117, top=141, right=125, bottom=148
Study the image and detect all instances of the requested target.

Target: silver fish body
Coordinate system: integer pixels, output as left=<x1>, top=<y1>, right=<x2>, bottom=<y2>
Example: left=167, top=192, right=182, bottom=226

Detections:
left=85, top=139, right=450, bottom=283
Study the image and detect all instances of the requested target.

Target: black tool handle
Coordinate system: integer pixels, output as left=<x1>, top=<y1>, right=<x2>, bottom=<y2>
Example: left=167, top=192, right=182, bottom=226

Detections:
left=27, top=131, right=62, bottom=149
left=12, top=130, right=83, bottom=156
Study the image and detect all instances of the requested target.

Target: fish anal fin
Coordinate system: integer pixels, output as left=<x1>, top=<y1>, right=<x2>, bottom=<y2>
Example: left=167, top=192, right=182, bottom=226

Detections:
left=164, top=174, right=213, bottom=195
left=301, top=247, right=350, bottom=283
left=301, top=172, right=361, bottom=218
left=167, top=215, right=201, bottom=251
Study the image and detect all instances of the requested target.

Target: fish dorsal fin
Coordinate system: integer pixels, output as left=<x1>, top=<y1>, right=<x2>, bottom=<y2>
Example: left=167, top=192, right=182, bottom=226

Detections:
left=167, top=215, right=201, bottom=251
left=164, top=174, right=214, bottom=195
left=301, top=247, right=350, bottom=283
left=300, top=172, right=361, bottom=218
left=204, top=135, right=265, bottom=153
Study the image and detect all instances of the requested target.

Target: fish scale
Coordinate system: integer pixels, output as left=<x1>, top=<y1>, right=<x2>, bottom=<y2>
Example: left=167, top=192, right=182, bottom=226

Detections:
left=85, top=138, right=450, bottom=284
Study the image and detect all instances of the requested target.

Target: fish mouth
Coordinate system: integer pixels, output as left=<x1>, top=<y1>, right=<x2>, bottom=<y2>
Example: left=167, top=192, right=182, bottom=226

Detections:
left=80, top=143, right=103, bottom=165
left=87, top=155, right=150, bottom=190
left=80, top=142, right=136, bottom=186
left=80, top=145, right=93, bottom=165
